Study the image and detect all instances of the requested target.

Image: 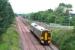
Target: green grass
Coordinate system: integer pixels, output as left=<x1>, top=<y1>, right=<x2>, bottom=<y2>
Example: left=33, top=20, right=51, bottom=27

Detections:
left=51, top=29, right=75, bottom=50
left=0, top=25, right=21, bottom=50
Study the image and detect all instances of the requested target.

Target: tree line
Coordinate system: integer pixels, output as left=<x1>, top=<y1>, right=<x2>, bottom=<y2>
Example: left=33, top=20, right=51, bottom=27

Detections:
left=28, top=3, right=75, bottom=26
left=0, top=0, right=15, bottom=37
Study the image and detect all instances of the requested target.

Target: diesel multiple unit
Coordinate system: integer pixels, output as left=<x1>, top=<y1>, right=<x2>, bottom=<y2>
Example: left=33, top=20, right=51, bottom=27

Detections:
left=30, top=23, right=51, bottom=45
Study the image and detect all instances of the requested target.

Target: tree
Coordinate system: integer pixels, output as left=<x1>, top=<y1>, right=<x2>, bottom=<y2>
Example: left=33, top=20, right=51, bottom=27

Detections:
left=54, top=3, right=72, bottom=25
left=0, top=0, right=15, bottom=36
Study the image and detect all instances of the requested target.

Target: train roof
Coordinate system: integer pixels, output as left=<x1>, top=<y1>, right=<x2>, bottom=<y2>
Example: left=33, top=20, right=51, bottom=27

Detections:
left=31, top=23, right=48, bottom=31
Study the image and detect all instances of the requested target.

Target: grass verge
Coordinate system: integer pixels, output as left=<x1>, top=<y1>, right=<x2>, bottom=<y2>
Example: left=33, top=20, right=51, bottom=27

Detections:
left=0, top=25, right=21, bottom=50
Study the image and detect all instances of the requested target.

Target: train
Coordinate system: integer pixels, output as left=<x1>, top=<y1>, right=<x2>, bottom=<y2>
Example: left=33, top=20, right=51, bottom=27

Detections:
left=30, top=23, right=51, bottom=45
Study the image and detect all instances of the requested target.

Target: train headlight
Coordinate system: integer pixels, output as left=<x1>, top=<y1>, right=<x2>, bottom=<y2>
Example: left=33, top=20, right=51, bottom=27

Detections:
left=48, top=41, right=51, bottom=43
left=41, top=40, right=44, bottom=43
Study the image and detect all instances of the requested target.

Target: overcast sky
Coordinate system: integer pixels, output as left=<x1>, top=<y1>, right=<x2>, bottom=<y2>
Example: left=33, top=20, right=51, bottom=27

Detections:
left=9, top=0, right=75, bottom=14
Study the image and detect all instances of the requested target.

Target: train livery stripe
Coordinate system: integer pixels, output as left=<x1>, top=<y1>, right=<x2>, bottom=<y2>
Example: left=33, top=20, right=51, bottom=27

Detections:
left=45, top=32, right=48, bottom=40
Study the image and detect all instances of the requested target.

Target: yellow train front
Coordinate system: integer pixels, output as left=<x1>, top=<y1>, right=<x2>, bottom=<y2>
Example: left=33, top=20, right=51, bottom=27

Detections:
left=40, top=30, right=51, bottom=45
left=30, top=23, right=51, bottom=45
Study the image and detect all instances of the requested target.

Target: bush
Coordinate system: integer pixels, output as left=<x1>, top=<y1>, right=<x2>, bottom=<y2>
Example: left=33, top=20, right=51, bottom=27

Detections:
left=51, top=29, right=75, bottom=50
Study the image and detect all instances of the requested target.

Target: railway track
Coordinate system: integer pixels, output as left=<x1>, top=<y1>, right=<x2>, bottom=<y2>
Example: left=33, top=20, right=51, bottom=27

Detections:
left=16, top=16, right=58, bottom=50
left=43, top=44, right=56, bottom=50
left=16, top=17, right=44, bottom=50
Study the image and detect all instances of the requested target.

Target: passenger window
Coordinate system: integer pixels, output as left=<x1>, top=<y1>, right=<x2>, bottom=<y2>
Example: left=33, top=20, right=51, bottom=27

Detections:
left=34, top=25, right=37, bottom=26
